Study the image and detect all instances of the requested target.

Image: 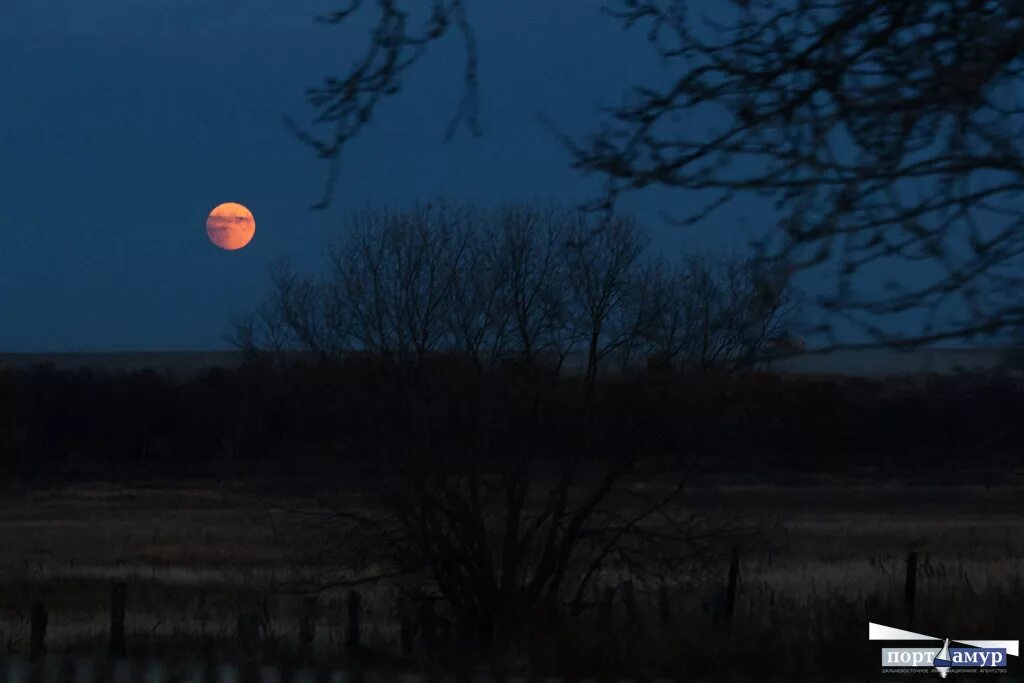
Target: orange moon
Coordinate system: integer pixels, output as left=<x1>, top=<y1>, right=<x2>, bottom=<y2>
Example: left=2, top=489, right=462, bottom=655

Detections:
left=206, top=202, right=255, bottom=251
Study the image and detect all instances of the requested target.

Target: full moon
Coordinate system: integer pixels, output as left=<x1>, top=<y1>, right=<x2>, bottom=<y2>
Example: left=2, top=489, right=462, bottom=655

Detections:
left=206, top=202, right=255, bottom=251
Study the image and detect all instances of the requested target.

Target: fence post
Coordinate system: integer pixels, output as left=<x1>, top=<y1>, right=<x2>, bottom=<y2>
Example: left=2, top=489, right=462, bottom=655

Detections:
left=346, top=590, right=362, bottom=655
left=724, top=546, right=740, bottom=626
left=600, top=586, right=615, bottom=620
left=658, top=583, right=671, bottom=626
left=298, top=596, right=317, bottom=658
left=237, top=612, right=261, bottom=658
left=30, top=602, right=47, bottom=659
left=417, top=597, right=436, bottom=654
left=110, top=582, right=126, bottom=658
left=905, top=550, right=918, bottom=627
left=621, top=579, right=637, bottom=621
left=398, top=595, right=414, bottom=658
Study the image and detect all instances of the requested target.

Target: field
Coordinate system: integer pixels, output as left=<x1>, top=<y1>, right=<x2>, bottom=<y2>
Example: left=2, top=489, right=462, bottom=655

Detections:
left=1, top=471, right=1022, bottom=678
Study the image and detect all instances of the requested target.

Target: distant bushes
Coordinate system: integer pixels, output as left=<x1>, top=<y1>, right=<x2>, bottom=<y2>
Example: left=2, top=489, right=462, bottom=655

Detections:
left=0, top=357, right=1020, bottom=480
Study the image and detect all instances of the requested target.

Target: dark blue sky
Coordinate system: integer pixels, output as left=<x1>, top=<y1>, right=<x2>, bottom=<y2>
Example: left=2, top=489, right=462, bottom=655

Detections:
left=1, top=1, right=758, bottom=351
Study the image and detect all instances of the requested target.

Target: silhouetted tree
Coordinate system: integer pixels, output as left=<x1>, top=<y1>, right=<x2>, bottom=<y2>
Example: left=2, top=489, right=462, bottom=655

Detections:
left=646, top=254, right=794, bottom=372
left=239, top=202, right=793, bottom=654
left=564, top=214, right=650, bottom=389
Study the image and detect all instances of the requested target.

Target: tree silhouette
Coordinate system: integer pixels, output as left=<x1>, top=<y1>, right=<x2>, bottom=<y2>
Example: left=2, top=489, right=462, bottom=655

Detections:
left=237, top=203, right=787, bottom=651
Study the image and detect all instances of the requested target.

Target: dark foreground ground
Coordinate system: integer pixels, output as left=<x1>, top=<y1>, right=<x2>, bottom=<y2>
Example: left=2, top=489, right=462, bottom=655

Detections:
left=0, top=469, right=1021, bottom=680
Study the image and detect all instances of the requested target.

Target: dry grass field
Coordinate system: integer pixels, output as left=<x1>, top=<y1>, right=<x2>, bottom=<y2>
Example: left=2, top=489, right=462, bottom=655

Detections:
left=0, top=472, right=1021, bottom=677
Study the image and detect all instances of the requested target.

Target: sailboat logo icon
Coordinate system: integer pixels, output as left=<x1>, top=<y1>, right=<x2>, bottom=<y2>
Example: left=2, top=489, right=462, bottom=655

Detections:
left=933, top=638, right=953, bottom=679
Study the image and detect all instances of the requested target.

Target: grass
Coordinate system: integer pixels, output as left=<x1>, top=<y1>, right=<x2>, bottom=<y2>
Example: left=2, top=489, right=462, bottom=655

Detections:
left=0, top=475, right=1021, bottom=678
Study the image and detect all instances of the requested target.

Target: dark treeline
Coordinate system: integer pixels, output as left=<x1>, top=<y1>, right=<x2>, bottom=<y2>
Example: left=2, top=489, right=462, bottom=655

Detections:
left=1, top=352, right=1020, bottom=481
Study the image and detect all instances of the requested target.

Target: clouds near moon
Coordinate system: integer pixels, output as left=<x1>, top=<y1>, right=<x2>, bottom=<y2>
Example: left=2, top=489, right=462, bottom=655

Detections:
left=206, top=203, right=255, bottom=250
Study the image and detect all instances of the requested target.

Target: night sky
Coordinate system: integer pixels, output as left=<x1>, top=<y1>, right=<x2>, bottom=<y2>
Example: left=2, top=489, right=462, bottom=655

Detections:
left=1, top=1, right=762, bottom=352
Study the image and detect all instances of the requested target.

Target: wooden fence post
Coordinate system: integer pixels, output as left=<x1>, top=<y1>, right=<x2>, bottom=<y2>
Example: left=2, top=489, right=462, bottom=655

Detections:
left=905, top=550, right=918, bottom=627
left=398, top=595, right=414, bottom=658
left=30, top=602, right=47, bottom=659
left=298, top=596, right=317, bottom=658
left=724, top=546, right=740, bottom=626
left=621, top=579, right=637, bottom=621
left=346, top=590, right=362, bottom=655
left=600, top=586, right=615, bottom=620
left=658, top=583, right=671, bottom=626
left=110, top=582, right=126, bottom=658
left=237, top=612, right=261, bottom=658
left=417, top=597, right=436, bottom=654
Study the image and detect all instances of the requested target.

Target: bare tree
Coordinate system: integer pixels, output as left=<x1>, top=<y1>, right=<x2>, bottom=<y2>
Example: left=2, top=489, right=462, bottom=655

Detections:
left=445, top=213, right=511, bottom=370
left=563, top=215, right=650, bottom=388
left=269, top=261, right=339, bottom=357
left=301, top=1, right=1024, bottom=346
left=290, top=383, right=709, bottom=653
left=493, top=205, right=575, bottom=366
left=228, top=299, right=292, bottom=362
left=330, top=203, right=472, bottom=363
left=229, top=260, right=347, bottom=362
left=645, top=253, right=793, bottom=372
left=245, top=203, right=751, bottom=654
